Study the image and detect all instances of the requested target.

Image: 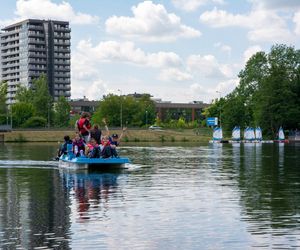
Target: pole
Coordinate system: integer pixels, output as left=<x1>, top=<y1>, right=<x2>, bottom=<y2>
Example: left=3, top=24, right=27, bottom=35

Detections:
left=216, top=91, right=222, bottom=127
left=146, top=110, right=148, bottom=126
left=6, top=107, right=8, bottom=126
left=118, top=89, right=123, bottom=128
left=48, top=101, right=50, bottom=128
left=10, top=104, right=12, bottom=129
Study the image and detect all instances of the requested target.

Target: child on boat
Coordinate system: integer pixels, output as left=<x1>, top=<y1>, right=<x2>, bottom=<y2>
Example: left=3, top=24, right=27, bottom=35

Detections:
left=86, top=137, right=101, bottom=158
left=57, top=135, right=72, bottom=159
left=109, top=128, right=126, bottom=157
left=100, top=135, right=112, bottom=158
left=103, top=119, right=126, bottom=157
left=72, top=132, right=86, bottom=157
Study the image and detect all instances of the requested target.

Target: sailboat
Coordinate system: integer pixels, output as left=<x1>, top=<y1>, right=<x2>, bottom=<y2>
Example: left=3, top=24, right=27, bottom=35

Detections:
left=274, top=126, right=288, bottom=143
left=244, top=127, right=255, bottom=142
left=231, top=126, right=241, bottom=142
left=255, top=126, right=262, bottom=142
left=209, top=127, right=223, bottom=143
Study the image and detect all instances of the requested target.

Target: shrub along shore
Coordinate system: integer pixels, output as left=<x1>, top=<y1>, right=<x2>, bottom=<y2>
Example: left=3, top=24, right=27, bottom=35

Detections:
left=1, top=128, right=212, bottom=143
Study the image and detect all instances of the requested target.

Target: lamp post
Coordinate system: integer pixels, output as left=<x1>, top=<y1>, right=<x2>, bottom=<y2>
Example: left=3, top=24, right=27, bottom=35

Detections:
left=9, top=104, right=12, bottom=129
left=118, top=89, right=123, bottom=128
left=216, top=91, right=222, bottom=127
left=145, top=110, right=148, bottom=127
left=47, top=101, right=50, bottom=128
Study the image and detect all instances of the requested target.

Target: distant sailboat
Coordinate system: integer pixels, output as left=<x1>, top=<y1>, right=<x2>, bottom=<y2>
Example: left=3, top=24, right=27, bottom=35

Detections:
left=232, top=126, right=241, bottom=141
left=278, top=127, right=285, bottom=141
left=244, top=127, right=255, bottom=142
left=213, top=127, right=223, bottom=141
left=255, top=126, right=262, bottom=141
left=274, top=126, right=288, bottom=143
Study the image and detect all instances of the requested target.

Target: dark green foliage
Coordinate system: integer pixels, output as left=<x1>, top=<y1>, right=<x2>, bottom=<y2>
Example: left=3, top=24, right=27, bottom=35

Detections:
left=0, top=82, right=8, bottom=115
left=69, top=114, right=80, bottom=129
left=54, top=96, right=71, bottom=127
left=12, top=102, right=36, bottom=127
left=93, top=94, right=156, bottom=127
left=15, top=74, right=52, bottom=124
left=0, top=114, right=7, bottom=125
left=22, top=116, right=47, bottom=128
left=206, top=44, right=300, bottom=136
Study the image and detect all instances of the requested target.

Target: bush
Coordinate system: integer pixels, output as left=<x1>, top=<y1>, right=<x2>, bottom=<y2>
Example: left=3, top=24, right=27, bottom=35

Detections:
left=69, top=114, right=80, bottom=129
left=22, top=116, right=47, bottom=128
left=0, top=114, right=7, bottom=125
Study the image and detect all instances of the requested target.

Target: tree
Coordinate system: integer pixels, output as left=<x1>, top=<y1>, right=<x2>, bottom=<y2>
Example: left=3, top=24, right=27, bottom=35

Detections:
left=251, top=45, right=300, bottom=135
left=93, top=94, right=156, bottom=127
left=11, top=102, right=36, bottom=127
left=15, top=74, right=53, bottom=120
left=0, top=82, right=8, bottom=124
left=22, top=117, right=47, bottom=128
left=53, top=96, right=71, bottom=127
left=212, top=44, right=300, bottom=137
left=31, top=74, right=53, bottom=118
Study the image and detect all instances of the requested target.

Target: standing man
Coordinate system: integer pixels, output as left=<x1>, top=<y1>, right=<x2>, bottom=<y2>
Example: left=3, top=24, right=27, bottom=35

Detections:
left=77, top=112, right=92, bottom=142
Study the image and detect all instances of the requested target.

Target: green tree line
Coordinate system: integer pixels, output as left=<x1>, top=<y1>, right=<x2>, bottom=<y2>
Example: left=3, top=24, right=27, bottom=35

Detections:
left=0, top=75, right=157, bottom=128
left=92, top=93, right=156, bottom=127
left=1, top=74, right=71, bottom=128
left=205, top=44, right=300, bottom=137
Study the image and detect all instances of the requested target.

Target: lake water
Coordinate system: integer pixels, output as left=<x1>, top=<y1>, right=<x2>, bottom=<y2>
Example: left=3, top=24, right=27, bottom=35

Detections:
left=0, top=142, right=299, bottom=249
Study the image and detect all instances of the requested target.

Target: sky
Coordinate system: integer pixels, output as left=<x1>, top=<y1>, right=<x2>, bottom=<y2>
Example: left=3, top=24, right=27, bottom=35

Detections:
left=1, top=0, right=300, bottom=103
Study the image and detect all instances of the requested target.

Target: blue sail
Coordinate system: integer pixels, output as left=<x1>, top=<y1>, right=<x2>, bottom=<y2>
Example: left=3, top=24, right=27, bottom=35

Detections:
left=232, top=126, right=240, bottom=141
left=213, top=127, right=223, bottom=141
left=278, top=127, right=285, bottom=140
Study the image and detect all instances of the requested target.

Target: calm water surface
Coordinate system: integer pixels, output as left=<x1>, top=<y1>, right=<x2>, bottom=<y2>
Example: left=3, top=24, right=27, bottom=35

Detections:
left=0, top=142, right=299, bottom=249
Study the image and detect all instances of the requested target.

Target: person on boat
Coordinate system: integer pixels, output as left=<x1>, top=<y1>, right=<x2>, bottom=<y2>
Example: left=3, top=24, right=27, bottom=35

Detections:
left=86, top=138, right=101, bottom=158
left=77, top=112, right=92, bottom=143
left=72, top=132, right=86, bottom=157
left=109, top=128, right=127, bottom=157
left=90, top=124, right=102, bottom=144
left=57, top=135, right=72, bottom=159
left=100, top=135, right=112, bottom=158
left=103, top=119, right=126, bottom=157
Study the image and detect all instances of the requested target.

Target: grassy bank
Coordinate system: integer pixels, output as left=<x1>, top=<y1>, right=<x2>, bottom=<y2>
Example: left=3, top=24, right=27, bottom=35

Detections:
left=1, top=128, right=212, bottom=143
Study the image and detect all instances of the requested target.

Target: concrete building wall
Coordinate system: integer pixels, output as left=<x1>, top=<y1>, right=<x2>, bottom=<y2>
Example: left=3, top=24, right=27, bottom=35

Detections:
left=0, top=19, right=71, bottom=104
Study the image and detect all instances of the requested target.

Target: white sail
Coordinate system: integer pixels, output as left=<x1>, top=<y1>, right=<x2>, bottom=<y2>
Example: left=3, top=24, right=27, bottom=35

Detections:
left=255, top=127, right=262, bottom=141
left=213, top=127, right=223, bottom=141
left=244, top=127, right=255, bottom=141
left=232, top=126, right=240, bottom=140
left=278, top=127, right=285, bottom=140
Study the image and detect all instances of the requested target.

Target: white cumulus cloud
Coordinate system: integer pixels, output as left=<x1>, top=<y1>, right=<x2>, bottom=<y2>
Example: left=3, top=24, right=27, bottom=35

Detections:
left=293, top=11, right=300, bottom=35
left=200, top=8, right=295, bottom=43
left=15, top=0, right=98, bottom=25
left=187, top=54, right=233, bottom=78
left=105, top=1, right=201, bottom=42
left=159, top=68, right=193, bottom=81
left=172, top=0, right=225, bottom=12
left=74, top=39, right=182, bottom=68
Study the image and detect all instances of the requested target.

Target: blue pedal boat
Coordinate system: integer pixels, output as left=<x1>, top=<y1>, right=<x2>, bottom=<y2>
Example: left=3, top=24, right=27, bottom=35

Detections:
left=59, top=154, right=131, bottom=169
left=59, top=144, right=130, bottom=169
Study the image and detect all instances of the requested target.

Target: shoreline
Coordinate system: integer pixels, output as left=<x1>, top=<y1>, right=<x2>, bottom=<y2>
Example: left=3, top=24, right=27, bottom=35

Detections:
left=0, top=128, right=211, bottom=143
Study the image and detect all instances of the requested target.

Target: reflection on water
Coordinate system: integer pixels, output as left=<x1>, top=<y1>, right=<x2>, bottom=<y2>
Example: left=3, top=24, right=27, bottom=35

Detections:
left=61, top=170, right=120, bottom=221
left=0, top=168, right=71, bottom=249
left=0, top=142, right=299, bottom=249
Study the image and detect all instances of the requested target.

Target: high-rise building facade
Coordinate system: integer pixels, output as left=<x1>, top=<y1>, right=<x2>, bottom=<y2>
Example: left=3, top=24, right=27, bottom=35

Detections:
left=0, top=19, right=71, bottom=104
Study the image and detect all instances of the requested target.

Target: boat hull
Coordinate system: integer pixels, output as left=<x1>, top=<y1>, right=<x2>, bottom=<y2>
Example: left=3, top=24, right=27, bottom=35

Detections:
left=59, top=155, right=130, bottom=170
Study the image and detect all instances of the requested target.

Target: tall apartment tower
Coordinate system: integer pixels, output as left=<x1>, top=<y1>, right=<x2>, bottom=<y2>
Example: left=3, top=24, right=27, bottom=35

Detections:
left=0, top=19, right=71, bottom=104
